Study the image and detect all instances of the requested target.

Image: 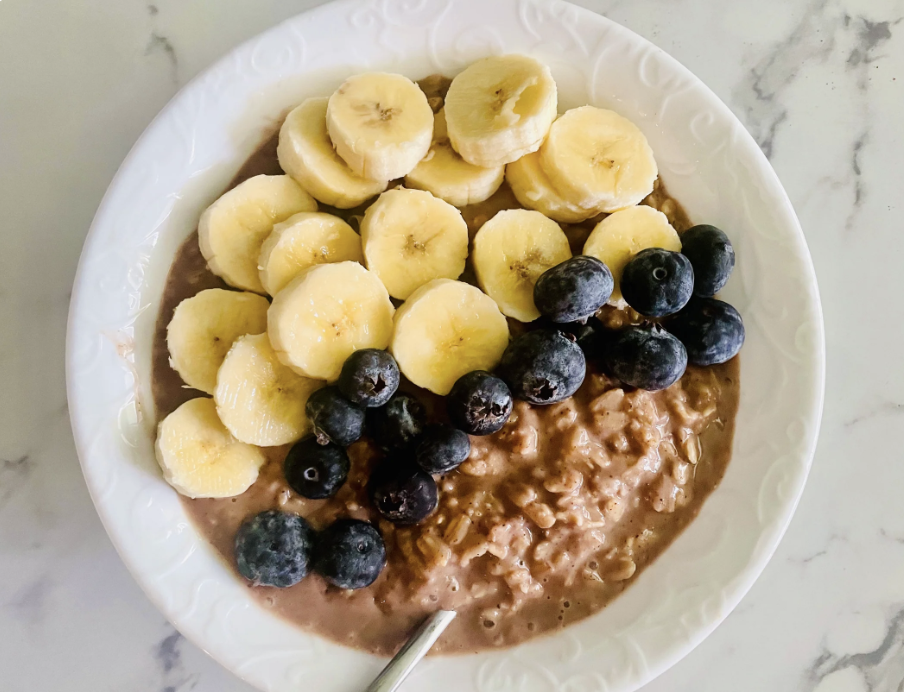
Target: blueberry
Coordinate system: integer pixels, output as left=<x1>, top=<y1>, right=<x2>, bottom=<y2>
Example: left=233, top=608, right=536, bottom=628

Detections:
left=234, top=510, right=314, bottom=587
left=620, top=248, right=694, bottom=317
left=369, top=460, right=438, bottom=525
left=314, top=519, right=386, bottom=589
left=284, top=437, right=350, bottom=499
left=666, top=297, right=745, bottom=365
left=367, top=392, right=426, bottom=451
left=547, top=318, right=615, bottom=360
left=533, top=255, right=614, bottom=323
left=415, top=424, right=471, bottom=474
left=447, top=371, right=513, bottom=436
left=604, top=325, right=687, bottom=391
left=498, top=330, right=585, bottom=405
left=680, top=225, right=735, bottom=297
left=305, top=386, right=365, bottom=446
left=338, top=349, right=400, bottom=408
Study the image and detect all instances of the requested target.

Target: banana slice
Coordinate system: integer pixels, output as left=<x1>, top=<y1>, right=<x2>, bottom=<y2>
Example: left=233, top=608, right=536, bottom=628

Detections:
left=199, top=174, right=318, bottom=293
left=155, top=397, right=266, bottom=499
left=166, top=288, right=270, bottom=394
left=404, top=109, right=505, bottom=207
left=444, top=54, right=557, bottom=168
left=506, top=150, right=601, bottom=224
left=214, top=333, right=324, bottom=446
left=472, top=209, right=572, bottom=322
left=360, top=188, right=468, bottom=300
left=268, top=261, right=395, bottom=381
left=327, top=72, right=433, bottom=181
left=258, top=212, right=363, bottom=296
left=391, top=279, right=510, bottom=395
left=582, top=205, right=680, bottom=304
left=539, top=106, right=658, bottom=211
left=277, top=97, right=387, bottom=209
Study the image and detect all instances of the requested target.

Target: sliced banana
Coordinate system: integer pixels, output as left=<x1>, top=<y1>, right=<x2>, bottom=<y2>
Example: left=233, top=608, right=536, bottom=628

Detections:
left=360, top=188, right=468, bottom=300
left=155, top=397, right=266, bottom=499
left=472, top=209, right=572, bottom=322
left=166, top=288, right=270, bottom=395
left=506, top=150, right=600, bottom=224
left=277, top=97, right=387, bottom=209
left=444, top=54, right=557, bottom=168
left=327, top=72, right=433, bottom=181
left=258, top=211, right=363, bottom=296
left=214, top=334, right=324, bottom=447
left=199, top=174, right=317, bottom=293
left=540, top=106, right=658, bottom=211
left=582, top=205, right=680, bottom=304
left=268, top=261, right=395, bottom=381
left=391, top=279, right=510, bottom=395
left=404, top=109, right=505, bottom=207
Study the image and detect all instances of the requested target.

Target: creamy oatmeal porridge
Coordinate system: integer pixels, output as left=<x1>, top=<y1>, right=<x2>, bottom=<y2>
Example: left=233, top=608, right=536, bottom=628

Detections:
left=151, top=71, right=740, bottom=654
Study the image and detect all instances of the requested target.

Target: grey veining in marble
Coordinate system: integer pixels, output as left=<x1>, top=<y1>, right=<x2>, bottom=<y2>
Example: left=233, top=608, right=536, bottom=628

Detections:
left=806, top=606, right=904, bottom=691
left=1, top=0, right=903, bottom=690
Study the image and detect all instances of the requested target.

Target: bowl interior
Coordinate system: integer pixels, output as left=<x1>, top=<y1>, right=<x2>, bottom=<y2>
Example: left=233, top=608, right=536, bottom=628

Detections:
left=66, top=1, right=824, bottom=691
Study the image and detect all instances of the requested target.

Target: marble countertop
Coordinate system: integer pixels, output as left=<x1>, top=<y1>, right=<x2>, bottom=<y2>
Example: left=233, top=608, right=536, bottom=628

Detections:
left=1, top=0, right=901, bottom=690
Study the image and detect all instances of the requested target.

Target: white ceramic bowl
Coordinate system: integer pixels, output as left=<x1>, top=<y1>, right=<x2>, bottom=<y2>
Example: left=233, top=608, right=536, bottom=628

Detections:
left=66, top=1, right=825, bottom=690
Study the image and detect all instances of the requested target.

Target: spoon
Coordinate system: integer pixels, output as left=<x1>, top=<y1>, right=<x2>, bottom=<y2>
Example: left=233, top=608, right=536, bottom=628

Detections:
left=364, top=610, right=457, bottom=692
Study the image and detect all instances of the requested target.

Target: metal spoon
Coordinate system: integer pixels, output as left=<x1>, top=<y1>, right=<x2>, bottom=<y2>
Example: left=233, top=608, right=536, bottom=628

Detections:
left=364, top=610, right=456, bottom=692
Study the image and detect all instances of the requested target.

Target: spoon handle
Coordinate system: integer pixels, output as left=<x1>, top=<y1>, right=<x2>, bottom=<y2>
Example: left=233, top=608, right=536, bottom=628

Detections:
left=364, top=610, right=456, bottom=692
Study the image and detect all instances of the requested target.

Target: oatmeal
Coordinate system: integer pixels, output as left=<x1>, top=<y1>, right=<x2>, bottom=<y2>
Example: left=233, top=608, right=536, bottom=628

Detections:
left=151, top=122, right=739, bottom=655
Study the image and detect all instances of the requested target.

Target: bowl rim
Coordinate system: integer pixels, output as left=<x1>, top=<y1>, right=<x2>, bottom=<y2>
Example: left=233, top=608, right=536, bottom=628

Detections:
left=66, top=1, right=826, bottom=690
